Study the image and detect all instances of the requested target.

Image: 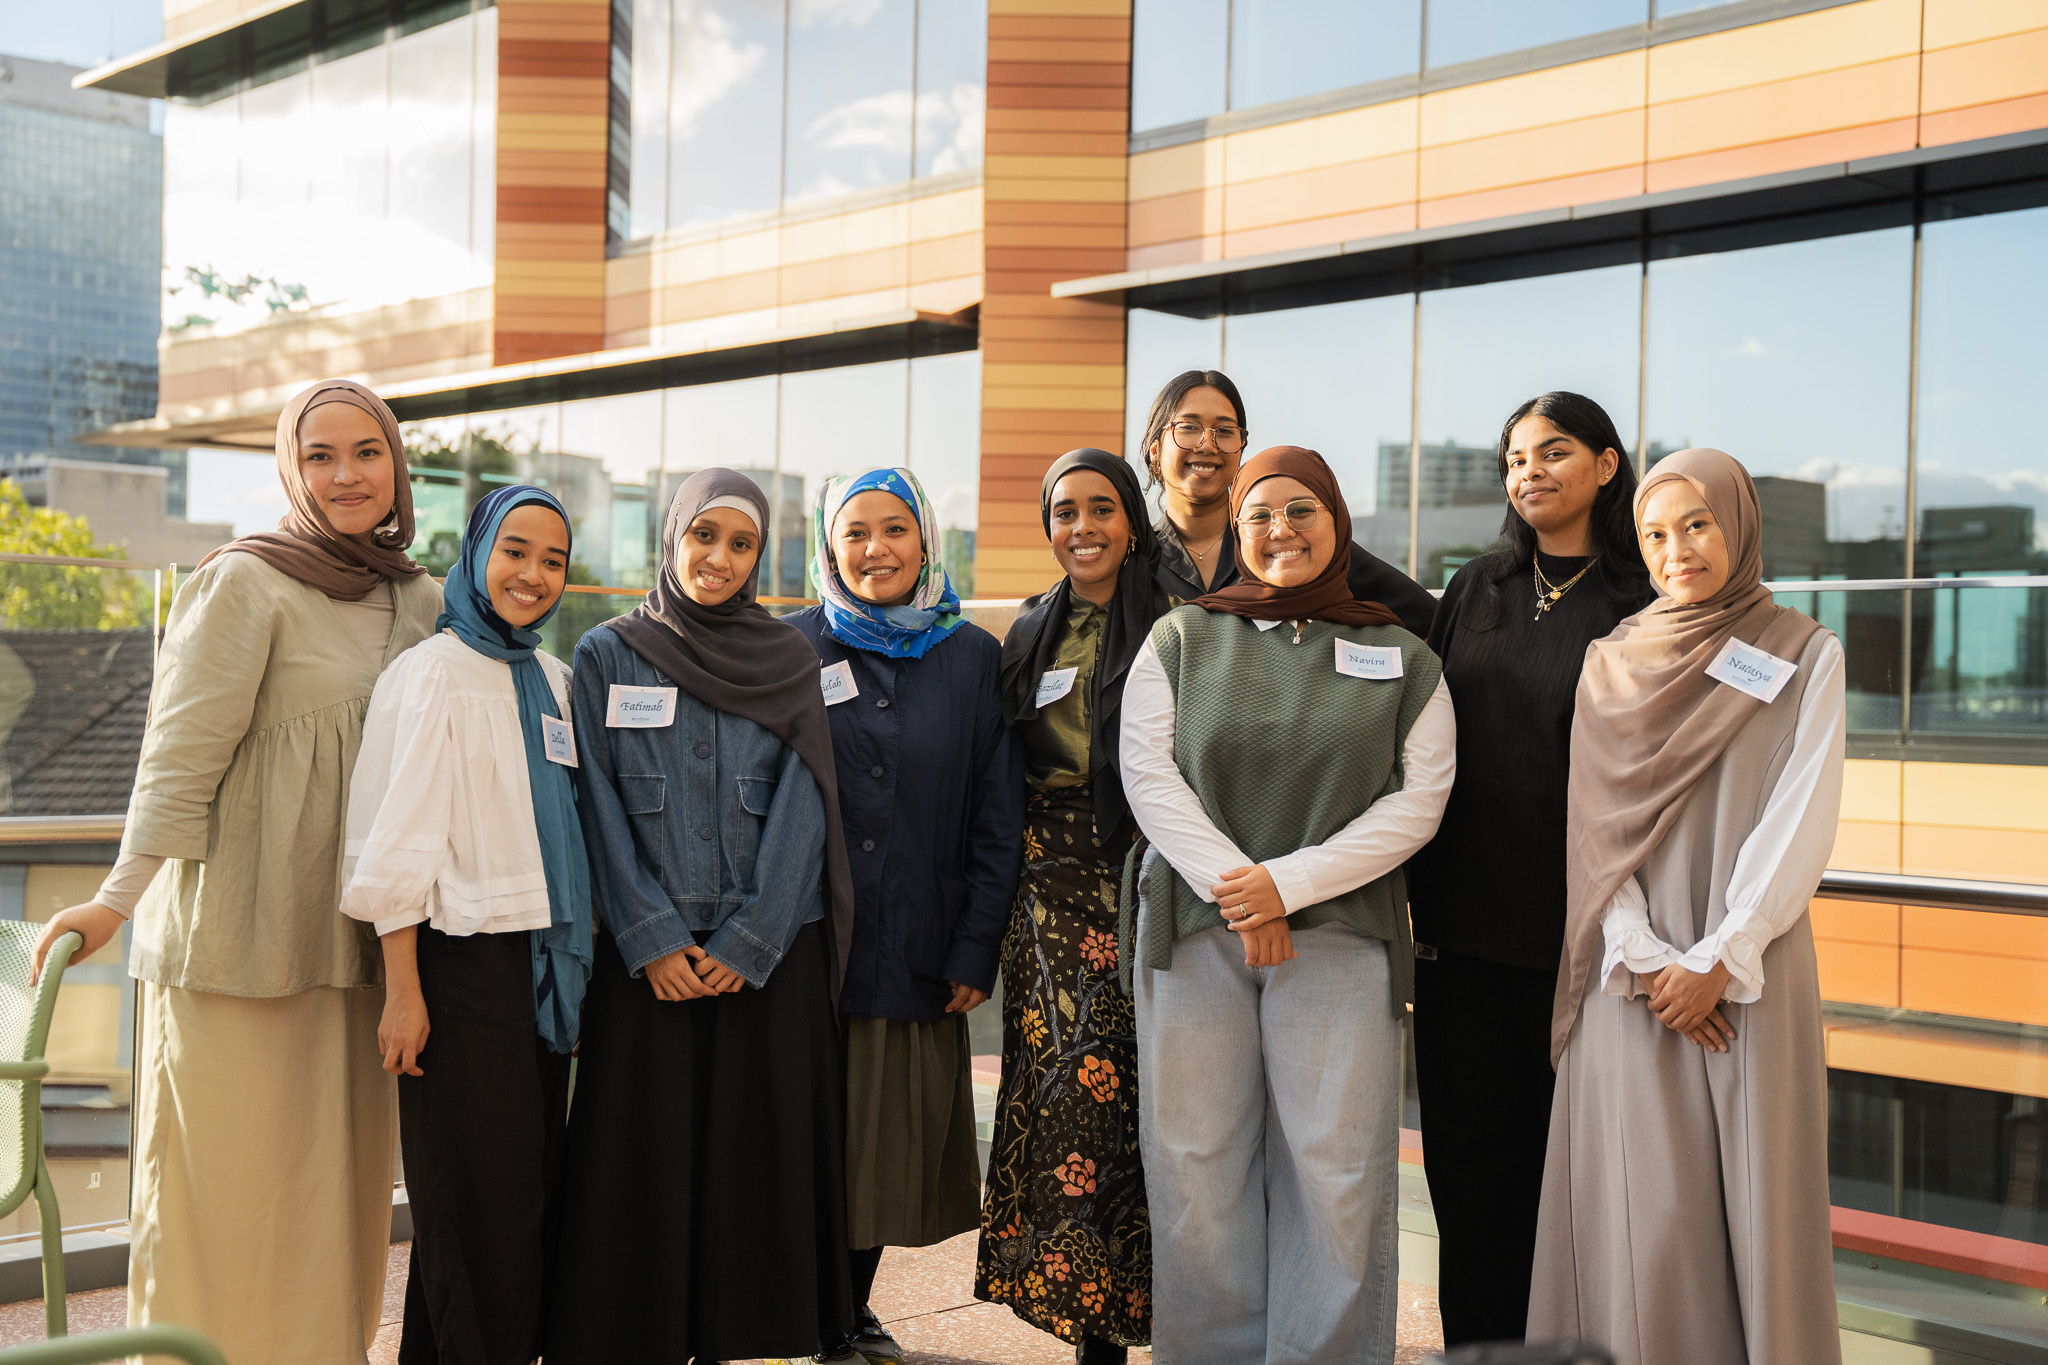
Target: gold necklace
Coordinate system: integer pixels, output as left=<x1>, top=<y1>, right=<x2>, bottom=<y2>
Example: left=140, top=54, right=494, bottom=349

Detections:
left=1532, top=556, right=1597, bottom=621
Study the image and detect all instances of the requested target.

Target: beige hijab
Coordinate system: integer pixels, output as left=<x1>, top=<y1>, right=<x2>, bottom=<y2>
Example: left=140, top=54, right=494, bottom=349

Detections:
left=199, top=379, right=426, bottom=601
left=1551, top=448, right=1824, bottom=1063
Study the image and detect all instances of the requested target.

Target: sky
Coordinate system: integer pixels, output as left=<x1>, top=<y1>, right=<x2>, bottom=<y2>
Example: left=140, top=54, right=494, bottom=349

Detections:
left=0, top=0, right=162, bottom=70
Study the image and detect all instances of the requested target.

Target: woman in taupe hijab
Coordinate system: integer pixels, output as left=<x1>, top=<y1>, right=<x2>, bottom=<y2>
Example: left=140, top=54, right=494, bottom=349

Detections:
left=38, top=379, right=441, bottom=1364
left=1528, top=449, right=1845, bottom=1365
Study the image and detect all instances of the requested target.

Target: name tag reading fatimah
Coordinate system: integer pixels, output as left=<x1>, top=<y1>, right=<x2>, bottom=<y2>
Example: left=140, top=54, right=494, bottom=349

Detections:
left=1706, top=638, right=1797, bottom=703
left=606, top=683, right=678, bottom=727
left=1334, top=638, right=1403, bottom=680
left=1035, top=666, right=1078, bottom=707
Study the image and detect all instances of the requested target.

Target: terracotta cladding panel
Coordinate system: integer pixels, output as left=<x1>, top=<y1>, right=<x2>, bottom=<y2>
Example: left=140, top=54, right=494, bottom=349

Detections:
left=988, top=131, right=1130, bottom=156
left=989, top=14, right=1130, bottom=39
left=980, top=406, right=1126, bottom=435
left=984, top=201, right=1128, bottom=226
left=498, top=187, right=608, bottom=223
left=495, top=334, right=608, bottom=365
left=498, top=41, right=609, bottom=77
left=988, top=84, right=1131, bottom=111
left=986, top=245, right=1127, bottom=272
left=987, top=108, right=1127, bottom=133
left=989, top=61, right=1130, bottom=89
left=989, top=39, right=1132, bottom=64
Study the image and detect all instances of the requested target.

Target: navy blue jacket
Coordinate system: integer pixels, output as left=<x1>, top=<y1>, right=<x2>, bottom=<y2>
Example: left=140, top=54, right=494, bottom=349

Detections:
left=786, top=607, right=1025, bottom=1021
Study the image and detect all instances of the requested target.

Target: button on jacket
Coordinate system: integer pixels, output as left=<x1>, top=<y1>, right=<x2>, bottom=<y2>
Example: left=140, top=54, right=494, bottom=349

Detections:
left=570, top=623, right=827, bottom=988
left=786, top=607, right=1024, bottom=1021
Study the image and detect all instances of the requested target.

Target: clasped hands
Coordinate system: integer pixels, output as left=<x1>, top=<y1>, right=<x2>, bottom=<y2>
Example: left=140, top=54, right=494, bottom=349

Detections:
left=1213, top=865, right=1295, bottom=968
left=1640, top=959, right=1738, bottom=1053
left=646, top=945, right=746, bottom=1000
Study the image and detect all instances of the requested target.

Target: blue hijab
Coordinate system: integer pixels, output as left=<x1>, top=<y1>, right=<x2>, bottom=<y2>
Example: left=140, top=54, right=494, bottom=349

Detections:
left=436, top=485, right=593, bottom=1054
left=810, top=467, right=966, bottom=659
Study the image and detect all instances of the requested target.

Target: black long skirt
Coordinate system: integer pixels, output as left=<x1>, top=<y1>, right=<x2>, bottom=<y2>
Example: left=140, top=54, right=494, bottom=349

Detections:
left=398, top=925, right=572, bottom=1365
left=541, top=921, right=855, bottom=1364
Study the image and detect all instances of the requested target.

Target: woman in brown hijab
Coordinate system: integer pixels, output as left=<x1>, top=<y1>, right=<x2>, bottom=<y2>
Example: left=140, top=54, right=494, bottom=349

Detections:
left=37, top=379, right=442, bottom=1364
left=1528, top=449, right=1845, bottom=1365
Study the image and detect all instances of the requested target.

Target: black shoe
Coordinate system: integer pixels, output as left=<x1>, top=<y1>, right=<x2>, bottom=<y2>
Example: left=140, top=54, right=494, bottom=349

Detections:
left=1077, top=1334, right=1128, bottom=1365
left=847, top=1307, right=904, bottom=1365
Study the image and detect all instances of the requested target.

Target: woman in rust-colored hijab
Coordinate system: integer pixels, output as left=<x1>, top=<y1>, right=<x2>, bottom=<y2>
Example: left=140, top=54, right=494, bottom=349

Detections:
left=1529, top=448, right=1846, bottom=1365
left=36, top=377, right=444, bottom=1363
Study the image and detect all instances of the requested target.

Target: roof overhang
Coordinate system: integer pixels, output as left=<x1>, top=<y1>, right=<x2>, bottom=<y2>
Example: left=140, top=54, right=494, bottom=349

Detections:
left=70, top=0, right=303, bottom=98
left=77, top=307, right=978, bottom=453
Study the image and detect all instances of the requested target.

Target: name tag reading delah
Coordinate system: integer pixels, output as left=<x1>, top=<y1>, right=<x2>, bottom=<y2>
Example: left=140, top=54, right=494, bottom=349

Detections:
left=819, top=659, right=859, bottom=706
left=1706, top=638, right=1797, bottom=703
left=1335, top=639, right=1403, bottom=680
left=605, top=683, right=677, bottom=728
left=1035, top=666, right=1079, bottom=707
left=541, top=714, right=578, bottom=766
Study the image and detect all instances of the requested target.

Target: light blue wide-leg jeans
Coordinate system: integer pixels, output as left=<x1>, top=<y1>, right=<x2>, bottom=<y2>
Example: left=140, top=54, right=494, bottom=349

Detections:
left=1135, top=895, right=1401, bottom=1365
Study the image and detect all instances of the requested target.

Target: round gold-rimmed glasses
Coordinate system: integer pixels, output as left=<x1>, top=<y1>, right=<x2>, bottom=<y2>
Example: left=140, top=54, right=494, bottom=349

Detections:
left=1235, top=498, right=1325, bottom=537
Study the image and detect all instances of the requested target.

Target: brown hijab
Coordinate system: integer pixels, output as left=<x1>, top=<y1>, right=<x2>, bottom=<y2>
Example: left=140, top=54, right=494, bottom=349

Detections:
left=1194, top=445, right=1401, bottom=628
left=200, top=379, right=425, bottom=600
left=1551, top=448, right=1825, bottom=1063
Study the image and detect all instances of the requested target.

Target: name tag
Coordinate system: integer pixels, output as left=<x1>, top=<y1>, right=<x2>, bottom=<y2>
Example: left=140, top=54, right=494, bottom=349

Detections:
left=1253, top=617, right=1284, bottom=632
left=541, top=714, right=578, bottom=767
left=820, top=659, right=859, bottom=706
left=1706, top=638, right=1797, bottom=703
left=1335, top=639, right=1403, bottom=680
left=1035, top=666, right=1079, bottom=708
left=606, top=683, right=677, bottom=728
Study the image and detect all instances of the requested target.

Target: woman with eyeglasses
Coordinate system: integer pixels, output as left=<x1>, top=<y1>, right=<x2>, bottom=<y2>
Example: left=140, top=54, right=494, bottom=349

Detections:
left=1404, top=392, right=1652, bottom=1348
left=1120, top=446, right=1455, bottom=1364
left=1138, top=369, right=1437, bottom=637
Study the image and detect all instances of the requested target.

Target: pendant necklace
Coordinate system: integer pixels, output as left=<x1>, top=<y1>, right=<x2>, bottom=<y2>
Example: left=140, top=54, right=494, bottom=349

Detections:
left=1532, top=556, right=1597, bottom=622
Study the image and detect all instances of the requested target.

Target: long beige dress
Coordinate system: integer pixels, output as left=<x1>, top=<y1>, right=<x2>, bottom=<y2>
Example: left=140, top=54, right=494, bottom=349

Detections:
left=119, top=552, right=439, bottom=1363
left=1529, top=629, right=1845, bottom=1365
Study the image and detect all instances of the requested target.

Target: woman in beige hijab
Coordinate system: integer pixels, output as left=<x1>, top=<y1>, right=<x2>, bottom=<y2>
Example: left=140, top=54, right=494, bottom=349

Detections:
left=37, top=380, right=441, bottom=1364
left=1528, top=448, right=1845, bottom=1365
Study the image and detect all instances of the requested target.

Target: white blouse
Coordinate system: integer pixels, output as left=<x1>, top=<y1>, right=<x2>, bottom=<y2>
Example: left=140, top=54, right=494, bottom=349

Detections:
left=340, top=631, right=572, bottom=938
left=1119, top=623, right=1457, bottom=913
left=1600, top=633, right=1846, bottom=1003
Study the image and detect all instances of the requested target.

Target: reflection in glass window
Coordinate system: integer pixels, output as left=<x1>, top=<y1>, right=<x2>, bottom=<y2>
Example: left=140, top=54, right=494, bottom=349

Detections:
left=1223, top=297, right=1415, bottom=569
left=1653, top=0, right=1740, bottom=14
left=1230, top=0, right=1420, bottom=110
left=659, top=375, right=786, bottom=586
left=1417, top=264, right=1640, bottom=588
left=914, top=0, right=987, bottom=179
left=666, top=0, right=787, bottom=230
left=1424, top=0, right=1646, bottom=69
left=1130, top=0, right=1229, bottom=133
left=909, top=350, right=984, bottom=597
left=784, top=0, right=916, bottom=205
left=1124, top=308, right=1223, bottom=475
left=779, top=359, right=912, bottom=590
left=1646, top=229, right=1912, bottom=581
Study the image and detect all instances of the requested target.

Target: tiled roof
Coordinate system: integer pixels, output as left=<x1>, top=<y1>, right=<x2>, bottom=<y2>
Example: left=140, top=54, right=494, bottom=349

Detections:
left=0, top=630, right=153, bottom=817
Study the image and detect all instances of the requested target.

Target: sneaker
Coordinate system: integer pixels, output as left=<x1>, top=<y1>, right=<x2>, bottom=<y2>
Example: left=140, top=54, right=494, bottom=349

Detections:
left=847, top=1307, right=905, bottom=1365
left=801, top=1351, right=862, bottom=1365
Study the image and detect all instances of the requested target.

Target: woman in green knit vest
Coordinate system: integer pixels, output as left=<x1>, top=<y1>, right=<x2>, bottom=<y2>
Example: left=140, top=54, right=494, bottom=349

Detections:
left=1118, top=446, right=1456, bottom=1365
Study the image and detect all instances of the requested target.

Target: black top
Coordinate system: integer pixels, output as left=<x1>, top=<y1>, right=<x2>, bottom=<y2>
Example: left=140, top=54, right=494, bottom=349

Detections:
left=1407, top=551, right=1656, bottom=972
left=1153, top=516, right=1438, bottom=639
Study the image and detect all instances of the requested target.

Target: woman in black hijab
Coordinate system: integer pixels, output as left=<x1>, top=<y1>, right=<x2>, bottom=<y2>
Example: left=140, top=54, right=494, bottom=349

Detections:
left=975, top=450, right=1169, bottom=1364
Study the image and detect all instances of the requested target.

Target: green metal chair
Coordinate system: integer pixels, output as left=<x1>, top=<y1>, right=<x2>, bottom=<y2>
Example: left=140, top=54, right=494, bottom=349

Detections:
left=0, top=1325, right=226, bottom=1365
left=0, top=926, right=82, bottom=1340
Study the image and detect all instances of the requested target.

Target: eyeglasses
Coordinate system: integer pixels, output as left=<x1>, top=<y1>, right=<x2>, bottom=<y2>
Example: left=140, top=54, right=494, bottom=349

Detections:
left=1167, top=420, right=1247, bottom=453
left=1236, top=498, right=1325, bottom=536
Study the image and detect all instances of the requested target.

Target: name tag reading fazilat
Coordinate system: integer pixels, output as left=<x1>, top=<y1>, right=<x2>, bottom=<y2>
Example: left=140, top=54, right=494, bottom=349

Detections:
left=541, top=714, right=578, bottom=766
left=1335, top=638, right=1403, bottom=680
left=820, top=659, right=859, bottom=706
left=1035, top=666, right=1079, bottom=707
left=606, top=684, right=677, bottom=728
left=1706, top=638, right=1797, bottom=703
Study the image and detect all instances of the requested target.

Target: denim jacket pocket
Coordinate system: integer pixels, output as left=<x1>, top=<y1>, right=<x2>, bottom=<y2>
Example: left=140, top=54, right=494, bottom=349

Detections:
left=618, top=774, right=669, bottom=888
left=728, top=774, right=777, bottom=876
left=736, top=775, right=776, bottom=816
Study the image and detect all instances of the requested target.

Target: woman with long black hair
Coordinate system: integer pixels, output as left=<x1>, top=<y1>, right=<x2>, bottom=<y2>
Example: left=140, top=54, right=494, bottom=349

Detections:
left=1406, top=391, right=1653, bottom=1347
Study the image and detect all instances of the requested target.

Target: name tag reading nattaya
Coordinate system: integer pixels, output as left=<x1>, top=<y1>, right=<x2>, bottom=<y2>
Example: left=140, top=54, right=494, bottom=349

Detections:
left=1335, top=639, right=1403, bottom=680
left=1706, top=638, right=1797, bottom=704
left=606, top=684, right=677, bottom=728
left=1035, top=666, right=1078, bottom=707
left=820, top=659, right=859, bottom=706
left=541, top=714, right=578, bottom=766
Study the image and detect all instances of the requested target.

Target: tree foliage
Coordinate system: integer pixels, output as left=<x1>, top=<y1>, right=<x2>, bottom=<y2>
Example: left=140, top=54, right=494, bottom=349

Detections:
left=0, top=481, right=153, bottom=630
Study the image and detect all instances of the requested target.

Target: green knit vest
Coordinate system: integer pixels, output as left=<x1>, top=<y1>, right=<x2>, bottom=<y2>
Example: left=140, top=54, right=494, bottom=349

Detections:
left=1121, top=606, right=1441, bottom=1011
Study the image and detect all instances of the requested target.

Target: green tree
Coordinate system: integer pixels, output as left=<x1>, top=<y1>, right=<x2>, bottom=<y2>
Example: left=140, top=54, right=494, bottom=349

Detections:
left=0, top=481, right=152, bottom=630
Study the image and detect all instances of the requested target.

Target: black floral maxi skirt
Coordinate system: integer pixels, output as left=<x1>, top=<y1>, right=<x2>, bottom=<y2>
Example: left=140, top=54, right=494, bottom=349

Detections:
left=974, top=783, right=1152, bottom=1346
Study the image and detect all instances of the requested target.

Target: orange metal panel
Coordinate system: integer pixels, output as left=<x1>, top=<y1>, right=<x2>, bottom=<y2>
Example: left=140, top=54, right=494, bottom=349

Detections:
left=1225, top=151, right=1419, bottom=233
left=1921, top=91, right=2048, bottom=146
left=1815, top=938, right=1902, bottom=1009
left=1902, top=825, right=2048, bottom=883
left=1810, top=899, right=1901, bottom=948
left=1419, top=166, right=1644, bottom=230
left=1901, top=949, right=2048, bottom=1027
left=1645, top=118, right=1916, bottom=194
left=1921, top=25, right=2048, bottom=112
left=1220, top=204, right=1418, bottom=260
left=1902, top=906, right=2048, bottom=959
left=1129, top=188, right=1223, bottom=250
left=1648, top=56, right=1920, bottom=161
left=989, top=14, right=1128, bottom=40
left=651, top=271, right=781, bottom=324
left=1420, top=110, right=1644, bottom=201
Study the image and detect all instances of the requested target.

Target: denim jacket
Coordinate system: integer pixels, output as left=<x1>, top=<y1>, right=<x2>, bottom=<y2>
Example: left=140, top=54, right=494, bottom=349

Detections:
left=570, top=623, right=827, bottom=987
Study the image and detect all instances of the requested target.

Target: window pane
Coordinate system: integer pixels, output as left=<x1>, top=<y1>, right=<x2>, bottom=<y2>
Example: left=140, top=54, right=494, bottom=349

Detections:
left=914, top=0, right=986, bottom=178
left=1221, top=296, right=1414, bottom=569
left=389, top=17, right=494, bottom=299
left=667, top=0, right=786, bottom=229
left=628, top=0, right=674, bottom=238
left=1424, top=0, right=1646, bottom=69
left=657, top=374, right=787, bottom=584
left=778, top=359, right=912, bottom=592
left=1229, top=0, right=1420, bottom=111
left=1417, top=264, right=1641, bottom=588
left=1131, top=0, right=1228, bottom=132
left=784, top=0, right=915, bottom=205
left=1124, top=307, right=1223, bottom=474
left=909, top=350, right=983, bottom=597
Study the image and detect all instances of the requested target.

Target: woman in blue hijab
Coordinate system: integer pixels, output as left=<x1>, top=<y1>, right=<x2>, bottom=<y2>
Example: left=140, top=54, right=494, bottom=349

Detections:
left=342, top=483, right=592, bottom=1365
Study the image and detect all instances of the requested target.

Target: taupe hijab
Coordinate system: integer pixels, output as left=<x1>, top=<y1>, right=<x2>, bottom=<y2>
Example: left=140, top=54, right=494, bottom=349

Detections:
left=1551, top=448, right=1825, bottom=1063
left=200, top=379, right=425, bottom=600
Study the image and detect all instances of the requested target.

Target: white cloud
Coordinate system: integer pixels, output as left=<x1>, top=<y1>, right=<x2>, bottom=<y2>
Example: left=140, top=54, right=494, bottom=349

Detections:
left=791, top=0, right=884, bottom=27
left=805, top=87, right=914, bottom=155
left=671, top=9, right=768, bottom=140
left=915, top=81, right=985, bottom=176
left=1730, top=336, right=1770, bottom=358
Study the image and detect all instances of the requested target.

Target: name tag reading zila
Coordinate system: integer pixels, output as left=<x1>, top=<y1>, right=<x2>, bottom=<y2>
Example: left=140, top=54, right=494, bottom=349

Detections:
left=1706, top=638, right=1797, bottom=703
left=1335, top=639, right=1403, bottom=680
left=820, top=659, right=859, bottom=706
left=1035, top=666, right=1079, bottom=708
left=541, top=714, right=578, bottom=767
left=605, top=684, right=677, bottom=728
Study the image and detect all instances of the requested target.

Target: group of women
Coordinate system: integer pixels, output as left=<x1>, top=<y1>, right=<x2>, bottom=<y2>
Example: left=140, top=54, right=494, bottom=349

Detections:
left=33, top=364, right=1845, bottom=1365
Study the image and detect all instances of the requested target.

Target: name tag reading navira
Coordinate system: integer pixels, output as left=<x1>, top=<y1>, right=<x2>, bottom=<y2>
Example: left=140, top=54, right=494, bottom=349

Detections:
left=1706, top=638, right=1797, bottom=703
left=606, top=684, right=677, bottom=728
left=1335, top=639, right=1403, bottom=680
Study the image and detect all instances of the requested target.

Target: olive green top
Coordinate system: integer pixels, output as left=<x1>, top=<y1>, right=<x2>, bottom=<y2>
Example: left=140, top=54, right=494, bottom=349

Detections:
left=1023, top=596, right=1105, bottom=792
left=123, top=552, right=442, bottom=997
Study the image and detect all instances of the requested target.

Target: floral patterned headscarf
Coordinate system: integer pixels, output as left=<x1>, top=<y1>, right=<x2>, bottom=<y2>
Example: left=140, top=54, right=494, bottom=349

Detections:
left=810, top=467, right=965, bottom=659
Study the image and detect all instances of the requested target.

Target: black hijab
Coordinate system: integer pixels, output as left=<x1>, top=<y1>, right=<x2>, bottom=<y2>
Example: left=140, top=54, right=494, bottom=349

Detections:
left=608, top=469, right=856, bottom=997
left=997, top=449, right=1172, bottom=837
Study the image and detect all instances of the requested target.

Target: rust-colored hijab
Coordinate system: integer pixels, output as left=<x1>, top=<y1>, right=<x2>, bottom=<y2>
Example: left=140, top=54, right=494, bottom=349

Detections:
left=199, top=379, right=426, bottom=601
left=1194, top=445, right=1401, bottom=628
left=1551, top=448, right=1824, bottom=1063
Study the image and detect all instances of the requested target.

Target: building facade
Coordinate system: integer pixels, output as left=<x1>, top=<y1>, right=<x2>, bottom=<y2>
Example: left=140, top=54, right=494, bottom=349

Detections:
left=72, top=0, right=2048, bottom=1257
